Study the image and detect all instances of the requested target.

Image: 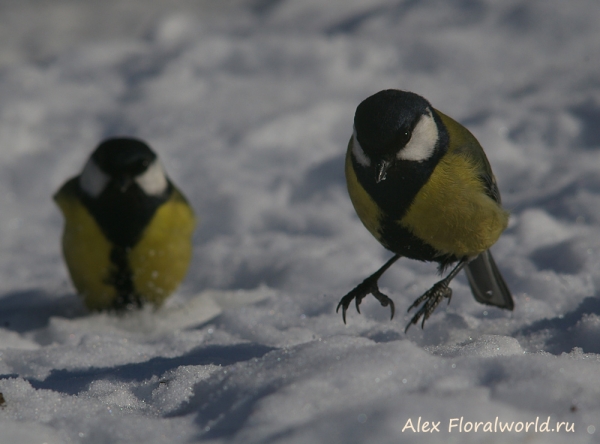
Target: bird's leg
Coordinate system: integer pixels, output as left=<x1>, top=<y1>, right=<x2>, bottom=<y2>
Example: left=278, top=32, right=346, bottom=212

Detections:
left=336, top=254, right=401, bottom=324
left=405, top=259, right=467, bottom=332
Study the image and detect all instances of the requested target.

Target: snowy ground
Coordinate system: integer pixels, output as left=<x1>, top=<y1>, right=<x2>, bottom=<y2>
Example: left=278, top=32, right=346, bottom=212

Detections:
left=1, top=0, right=600, bottom=442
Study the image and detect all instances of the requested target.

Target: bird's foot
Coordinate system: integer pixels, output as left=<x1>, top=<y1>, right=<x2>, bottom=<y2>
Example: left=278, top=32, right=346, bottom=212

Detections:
left=336, top=276, right=395, bottom=324
left=405, top=281, right=452, bottom=332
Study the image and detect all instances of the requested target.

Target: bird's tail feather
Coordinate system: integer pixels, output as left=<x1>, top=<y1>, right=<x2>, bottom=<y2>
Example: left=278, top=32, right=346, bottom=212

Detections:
left=464, top=250, right=514, bottom=310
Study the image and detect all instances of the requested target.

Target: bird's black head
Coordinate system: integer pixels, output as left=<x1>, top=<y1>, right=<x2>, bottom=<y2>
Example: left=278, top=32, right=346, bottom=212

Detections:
left=353, top=89, right=443, bottom=182
left=92, top=138, right=157, bottom=178
left=79, top=137, right=169, bottom=198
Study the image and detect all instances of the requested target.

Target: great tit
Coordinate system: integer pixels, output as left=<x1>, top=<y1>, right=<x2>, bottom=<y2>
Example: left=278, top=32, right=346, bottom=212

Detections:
left=54, top=137, right=196, bottom=311
left=337, top=89, right=513, bottom=331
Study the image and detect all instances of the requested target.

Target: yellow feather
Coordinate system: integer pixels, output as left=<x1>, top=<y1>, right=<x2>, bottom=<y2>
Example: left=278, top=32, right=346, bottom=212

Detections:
left=129, top=190, right=195, bottom=306
left=345, top=139, right=383, bottom=242
left=54, top=189, right=118, bottom=310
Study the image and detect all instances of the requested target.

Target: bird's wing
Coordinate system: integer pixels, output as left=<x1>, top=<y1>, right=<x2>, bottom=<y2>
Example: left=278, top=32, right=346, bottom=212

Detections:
left=434, top=109, right=502, bottom=204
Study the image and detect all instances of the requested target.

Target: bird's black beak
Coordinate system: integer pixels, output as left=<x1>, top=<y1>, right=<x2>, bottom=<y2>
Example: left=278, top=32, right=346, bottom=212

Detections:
left=117, top=176, right=133, bottom=192
left=376, top=160, right=391, bottom=183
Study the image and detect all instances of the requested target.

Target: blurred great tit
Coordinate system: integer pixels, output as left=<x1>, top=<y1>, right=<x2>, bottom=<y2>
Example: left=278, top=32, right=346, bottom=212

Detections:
left=337, top=89, right=513, bottom=331
left=54, top=137, right=196, bottom=311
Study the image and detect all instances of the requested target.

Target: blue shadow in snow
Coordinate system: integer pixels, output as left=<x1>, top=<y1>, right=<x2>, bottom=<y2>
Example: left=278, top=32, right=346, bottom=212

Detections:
left=4, top=342, right=275, bottom=396
left=516, top=295, right=600, bottom=354
left=0, top=289, right=86, bottom=334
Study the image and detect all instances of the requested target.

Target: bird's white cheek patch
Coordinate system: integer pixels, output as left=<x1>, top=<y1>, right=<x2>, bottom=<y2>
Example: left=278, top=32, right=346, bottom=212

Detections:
left=135, top=160, right=168, bottom=196
left=79, top=158, right=109, bottom=197
left=351, top=130, right=371, bottom=167
left=397, top=110, right=438, bottom=162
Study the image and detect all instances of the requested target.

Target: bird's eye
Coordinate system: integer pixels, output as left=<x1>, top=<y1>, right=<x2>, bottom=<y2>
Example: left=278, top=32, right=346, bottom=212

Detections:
left=396, top=131, right=411, bottom=146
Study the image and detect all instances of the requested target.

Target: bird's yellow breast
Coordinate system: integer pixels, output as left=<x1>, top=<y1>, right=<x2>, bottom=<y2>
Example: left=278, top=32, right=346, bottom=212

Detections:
left=55, top=191, right=118, bottom=310
left=55, top=187, right=195, bottom=310
left=129, top=191, right=195, bottom=306
left=399, top=151, right=508, bottom=258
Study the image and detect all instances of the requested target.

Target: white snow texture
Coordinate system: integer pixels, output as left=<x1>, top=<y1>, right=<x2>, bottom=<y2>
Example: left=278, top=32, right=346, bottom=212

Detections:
left=1, top=0, right=600, bottom=443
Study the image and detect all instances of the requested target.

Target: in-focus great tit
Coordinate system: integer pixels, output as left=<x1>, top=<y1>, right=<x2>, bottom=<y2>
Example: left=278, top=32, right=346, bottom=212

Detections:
left=54, top=137, right=196, bottom=311
left=337, top=89, right=513, bottom=331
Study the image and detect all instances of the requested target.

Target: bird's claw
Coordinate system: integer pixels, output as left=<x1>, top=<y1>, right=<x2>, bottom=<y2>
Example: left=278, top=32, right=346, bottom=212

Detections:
left=404, top=282, right=452, bottom=332
left=336, top=278, right=395, bottom=324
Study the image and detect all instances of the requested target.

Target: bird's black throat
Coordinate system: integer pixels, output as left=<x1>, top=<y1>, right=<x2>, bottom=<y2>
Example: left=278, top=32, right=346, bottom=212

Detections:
left=80, top=180, right=172, bottom=248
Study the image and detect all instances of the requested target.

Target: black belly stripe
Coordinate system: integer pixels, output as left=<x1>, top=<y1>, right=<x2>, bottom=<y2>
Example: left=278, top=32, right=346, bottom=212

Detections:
left=379, top=216, right=438, bottom=260
left=107, top=246, right=141, bottom=309
left=379, top=215, right=459, bottom=268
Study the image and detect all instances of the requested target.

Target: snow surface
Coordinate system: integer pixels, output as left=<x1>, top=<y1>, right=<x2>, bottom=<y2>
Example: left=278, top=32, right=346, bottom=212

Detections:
left=1, top=0, right=600, bottom=442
